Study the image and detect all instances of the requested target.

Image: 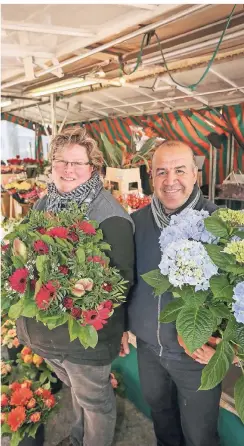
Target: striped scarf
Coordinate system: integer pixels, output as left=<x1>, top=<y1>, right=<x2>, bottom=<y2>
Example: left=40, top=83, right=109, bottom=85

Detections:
left=46, top=171, right=103, bottom=214
left=151, top=183, right=201, bottom=229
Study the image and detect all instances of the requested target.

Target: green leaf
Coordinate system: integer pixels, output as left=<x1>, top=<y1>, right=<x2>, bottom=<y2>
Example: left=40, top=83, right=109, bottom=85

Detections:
left=11, top=255, right=25, bottom=269
left=209, top=303, right=231, bottom=320
left=223, top=316, right=238, bottom=342
left=159, top=298, right=184, bottom=323
left=1, top=385, right=11, bottom=394
left=224, top=264, right=244, bottom=276
left=1, top=424, right=12, bottom=434
left=76, top=247, right=85, bottom=264
left=176, top=307, right=215, bottom=353
left=204, top=216, right=229, bottom=238
left=37, top=312, right=68, bottom=330
left=205, top=245, right=235, bottom=270
left=78, top=325, right=98, bottom=349
left=233, top=230, right=244, bottom=240
left=210, top=275, right=234, bottom=302
left=68, top=316, right=82, bottom=342
left=200, top=341, right=234, bottom=390
left=141, top=269, right=170, bottom=295
left=22, top=300, right=37, bottom=317
left=234, top=375, right=244, bottom=423
left=28, top=423, right=41, bottom=438
left=10, top=430, right=23, bottom=446
left=36, top=255, right=48, bottom=274
left=9, top=299, right=24, bottom=319
left=34, top=279, right=42, bottom=297
left=175, top=286, right=208, bottom=306
left=40, top=234, right=56, bottom=246
left=99, top=242, right=111, bottom=251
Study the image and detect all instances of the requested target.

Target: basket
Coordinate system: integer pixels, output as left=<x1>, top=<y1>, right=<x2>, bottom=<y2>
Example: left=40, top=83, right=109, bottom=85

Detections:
left=217, top=170, right=244, bottom=200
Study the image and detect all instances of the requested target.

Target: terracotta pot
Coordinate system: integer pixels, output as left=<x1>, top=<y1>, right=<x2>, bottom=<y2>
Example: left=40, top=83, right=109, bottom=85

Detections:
left=177, top=335, right=198, bottom=359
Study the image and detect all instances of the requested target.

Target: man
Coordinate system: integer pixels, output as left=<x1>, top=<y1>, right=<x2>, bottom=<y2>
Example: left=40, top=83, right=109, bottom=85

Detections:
left=124, top=141, right=221, bottom=446
left=17, top=126, right=134, bottom=446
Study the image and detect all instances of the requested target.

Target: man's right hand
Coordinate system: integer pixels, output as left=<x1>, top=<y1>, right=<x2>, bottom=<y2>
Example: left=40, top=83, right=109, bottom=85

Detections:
left=119, top=331, right=130, bottom=357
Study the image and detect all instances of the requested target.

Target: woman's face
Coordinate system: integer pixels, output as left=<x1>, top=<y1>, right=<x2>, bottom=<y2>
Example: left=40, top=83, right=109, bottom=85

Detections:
left=52, top=144, right=94, bottom=193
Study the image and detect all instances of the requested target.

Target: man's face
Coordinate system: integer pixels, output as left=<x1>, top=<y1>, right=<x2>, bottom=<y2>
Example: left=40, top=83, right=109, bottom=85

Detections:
left=152, top=145, right=198, bottom=212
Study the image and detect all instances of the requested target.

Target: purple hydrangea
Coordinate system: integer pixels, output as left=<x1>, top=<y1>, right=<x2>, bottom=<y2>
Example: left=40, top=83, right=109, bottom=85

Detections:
left=232, top=282, right=244, bottom=323
left=159, top=208, right=218, bottom=251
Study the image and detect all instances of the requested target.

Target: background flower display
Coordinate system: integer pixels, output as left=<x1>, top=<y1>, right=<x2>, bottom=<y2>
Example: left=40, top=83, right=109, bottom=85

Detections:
left=116, top=193, right=151, bottom=212
left=4, top=180, right=47, bottom=204
left=1, top=203, right=127, bottom=349
left=142, top=209, right=244, bottom=422
left=1, top=379, right=57, bottom=446
left=1, top=319, right=20, bottom=350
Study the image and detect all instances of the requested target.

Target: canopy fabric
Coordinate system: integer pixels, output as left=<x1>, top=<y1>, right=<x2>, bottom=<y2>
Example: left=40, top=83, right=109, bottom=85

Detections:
left=2, top=103, right=243, bottom=184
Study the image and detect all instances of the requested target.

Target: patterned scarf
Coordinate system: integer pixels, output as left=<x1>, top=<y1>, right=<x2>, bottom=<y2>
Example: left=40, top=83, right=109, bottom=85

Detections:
left=151, top=183, right=201, bottom=229
left=46, top=171, right=103, bottom=213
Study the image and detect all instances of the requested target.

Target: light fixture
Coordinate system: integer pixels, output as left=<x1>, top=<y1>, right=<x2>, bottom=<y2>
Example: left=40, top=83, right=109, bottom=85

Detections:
left=1, top=99, right=12, bottom=107
left=28, top=78, right=100, bottom=97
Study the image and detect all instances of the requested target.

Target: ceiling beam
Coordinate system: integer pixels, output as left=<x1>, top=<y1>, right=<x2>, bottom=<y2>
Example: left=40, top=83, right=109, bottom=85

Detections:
left=84, top=95, right=128, bottom=115
left=2, top=21, right=95, bottom=38
left=1, top=44, right=54, bottom=59
left=100, top=91, right=143, bottom=113
left=162, top=75, right=209, bottom=106
left=209, top=68, right=244, bottom=95
left=125, top=83, right=174, bottom=109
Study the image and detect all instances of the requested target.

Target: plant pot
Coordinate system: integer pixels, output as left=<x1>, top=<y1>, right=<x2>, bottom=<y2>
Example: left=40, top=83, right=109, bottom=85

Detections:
left=18, top=424, right=45, bottom=446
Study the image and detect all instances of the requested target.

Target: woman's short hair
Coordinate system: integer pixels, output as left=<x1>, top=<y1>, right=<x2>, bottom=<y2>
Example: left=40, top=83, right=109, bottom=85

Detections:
left=49, top=125, right=104, bottom=171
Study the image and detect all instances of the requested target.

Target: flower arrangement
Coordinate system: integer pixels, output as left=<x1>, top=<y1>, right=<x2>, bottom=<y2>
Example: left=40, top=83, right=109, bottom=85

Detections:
left=117, top=193, right=151, bottom=212
left=100, top=132, right=157, bottom=170
left=1, top=360, right=13, bottom=385
left=1, top=380, right=57, bottom=446
left=4, top=180, right=47, bottom=204
left=1, top=320, right=20, bottom=349
left=1, top=203, right=127, bottom=349
left=14, top=346, right=58, bottom=387
left=142, top=208, right=244, bottom=421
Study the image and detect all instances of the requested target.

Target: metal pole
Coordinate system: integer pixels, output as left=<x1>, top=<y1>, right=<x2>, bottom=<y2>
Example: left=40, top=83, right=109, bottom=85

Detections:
left=209, top=144, right=213, bottom=201
left=212, top=147, right=217, bottom=203
left=230, top=134, right=235, bottom=172
left=226, top=134, right=231, bottom=178
left=51, top=94, right=57, bottom=137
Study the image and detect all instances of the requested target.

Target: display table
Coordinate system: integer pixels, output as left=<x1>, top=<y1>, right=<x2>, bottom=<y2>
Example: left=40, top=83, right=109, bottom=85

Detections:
left=112, top=345, right=244, bottom=446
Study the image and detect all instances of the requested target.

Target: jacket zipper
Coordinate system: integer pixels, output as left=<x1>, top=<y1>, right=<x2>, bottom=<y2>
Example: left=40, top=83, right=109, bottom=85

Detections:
left=157, top=295, right=163, bottom=356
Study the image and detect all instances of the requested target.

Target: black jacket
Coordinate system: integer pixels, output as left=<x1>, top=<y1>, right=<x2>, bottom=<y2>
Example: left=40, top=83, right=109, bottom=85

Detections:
left=128, top=195, right=218, bottom=360
left=17, top=189, right=134, bottom=365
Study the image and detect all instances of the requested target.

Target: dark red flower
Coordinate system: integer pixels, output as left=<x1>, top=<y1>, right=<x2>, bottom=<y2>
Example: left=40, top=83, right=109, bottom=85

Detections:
left=102, top=283, right=113, bottom=292
left=77, top=221, right=96, bottom=235
left=33, top=240, right=49, bottom=255
left=9, top=268, right=29, bottom=293
left=36, top=227, right=46, bottom=235
left=83, top=307, right=110, bottom=330
left=87, top=256, right=106, bottom=266
left=71, top=307, right=82, bottom=319
left=67, top=231, right=79, bottom=243
left=7, top=406, right=26, bottom=432
left=30, top=279, right=37, bottom=291
left=63, top=297, right=74, bottom=309
left=58, top=265, right=69, bottom=275
left=1, top=243, right=9, bottom=252
left=46, top=227, right=69, bottom=239
left=35, top=281, right=58, bottom=310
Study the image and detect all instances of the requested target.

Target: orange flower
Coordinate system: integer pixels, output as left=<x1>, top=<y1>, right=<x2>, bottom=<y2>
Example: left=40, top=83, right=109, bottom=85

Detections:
left=1, top=412, right=7, bottom=424
left=42, top=389, right=51, bottom=399
left=44, top=395, right=55, bottom=408
left=10, top=388, right=33, bottom=406
left=29, top=412, right=41, bottom=423
left=21, top=346, right=32, bottom=356
left=26, top=398, right=36, bottom=409
left=9, top=382, right=21, bottom=391
left=7, top=406, right=26, bottom=432
left=8, top=329, right=16, bottom=337
left=21, top=380, right=32, bottom=389
left=1, top=393, right=9, bottom=407
left=32, top=354, right=43, bottom=367
left=12, top=337, right=20, bottom=348
left=23, top=354, right=33, bottom=364
left=34, top=388, right=44, bottom=396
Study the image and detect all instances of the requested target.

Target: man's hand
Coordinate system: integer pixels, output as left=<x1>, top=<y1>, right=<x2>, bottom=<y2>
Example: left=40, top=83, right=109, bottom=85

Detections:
left=192, top=337, right=239, bottom=365
left=119, top=332, right=130, bottom=357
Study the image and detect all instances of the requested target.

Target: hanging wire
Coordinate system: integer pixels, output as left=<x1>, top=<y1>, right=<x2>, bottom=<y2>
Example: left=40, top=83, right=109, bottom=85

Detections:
left=118, top=31, right=152, bottom=75
left=154, top=4, right=237, bottom=91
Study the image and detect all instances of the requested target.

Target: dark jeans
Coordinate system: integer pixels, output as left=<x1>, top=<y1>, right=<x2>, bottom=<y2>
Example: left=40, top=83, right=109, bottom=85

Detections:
left=137, top=339, right=221, bottom=446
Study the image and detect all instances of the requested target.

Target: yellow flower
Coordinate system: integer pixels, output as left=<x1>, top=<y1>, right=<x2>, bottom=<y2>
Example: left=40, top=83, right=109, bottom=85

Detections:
left=32, top=354, right=43, bottom=367
left=219, top=209, right=244, bottom=227
left=224, top=240, right=244, bottom=264
left=16, top=181, right=32, bottom=191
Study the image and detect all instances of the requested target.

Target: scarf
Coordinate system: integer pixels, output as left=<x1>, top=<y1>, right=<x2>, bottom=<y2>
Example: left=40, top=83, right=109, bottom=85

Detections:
left=46, top=171, right=103, bottom=214
left=151, top=183, right=201, bottom=229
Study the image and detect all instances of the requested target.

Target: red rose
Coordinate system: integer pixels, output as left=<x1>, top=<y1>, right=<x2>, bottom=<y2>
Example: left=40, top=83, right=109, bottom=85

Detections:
left=67, top=231, right=79, bottom=242
left=71, top=307, right=82, bottom=319
left=102, top=283, right=113, bottom=292
left=36, top=227, right=46, bottom=235
left=29, top=412, right=41, bottom=423
left=63, top=297, right=74, bottom=309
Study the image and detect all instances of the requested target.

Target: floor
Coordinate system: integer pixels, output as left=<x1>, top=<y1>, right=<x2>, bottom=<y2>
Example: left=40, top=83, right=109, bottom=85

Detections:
left=2, top=386, right=155, bottom=446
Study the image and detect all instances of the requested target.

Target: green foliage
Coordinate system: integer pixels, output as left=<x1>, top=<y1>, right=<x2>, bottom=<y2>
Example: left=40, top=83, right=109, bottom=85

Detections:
left=159, top=298, right=184, bottom=323
left=141, top=269, right=170, bottom=296
left=200, top=341, right=234, bottom=390
left=234, top=375, right=244, bottom=423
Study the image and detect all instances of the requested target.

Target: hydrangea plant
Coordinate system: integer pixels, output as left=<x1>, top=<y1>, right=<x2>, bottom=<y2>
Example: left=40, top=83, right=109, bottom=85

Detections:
left=142, top=209, right=244, bottom=422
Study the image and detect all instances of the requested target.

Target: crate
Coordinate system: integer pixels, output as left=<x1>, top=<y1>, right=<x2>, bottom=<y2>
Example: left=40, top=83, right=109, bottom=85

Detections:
left=105, top=167, right=142, bottom=195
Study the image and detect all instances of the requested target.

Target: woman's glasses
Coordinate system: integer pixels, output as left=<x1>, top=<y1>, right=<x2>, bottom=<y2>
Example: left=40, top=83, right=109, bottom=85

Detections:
left=53, top=159, right=91, bottom=169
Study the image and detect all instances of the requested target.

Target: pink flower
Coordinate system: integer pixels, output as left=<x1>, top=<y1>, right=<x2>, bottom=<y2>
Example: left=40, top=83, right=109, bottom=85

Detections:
left=77, top=221, right=96, bottom=235
left=9, top=268, right=29, bottom=293
left=46, top=227, right=69, bottom=239
left=67, top=231, right=79, bottom=243
left=33, top=240, right=49, bottom=254
left=87, top=256, right=106, bottom=266
left=98, top=300, right=113, bottom=312
left=35, top=282, right=58, bottom=310
left=83, top=307, right=111, bottom=330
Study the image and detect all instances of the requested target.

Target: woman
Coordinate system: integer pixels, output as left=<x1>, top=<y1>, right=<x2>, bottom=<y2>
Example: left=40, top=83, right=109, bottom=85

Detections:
left=17, top=126, right=134, bottom=446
